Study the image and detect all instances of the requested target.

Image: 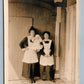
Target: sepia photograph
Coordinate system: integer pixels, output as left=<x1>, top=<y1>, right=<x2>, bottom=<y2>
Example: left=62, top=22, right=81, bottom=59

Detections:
left=4, top=0, right=80, bottom=84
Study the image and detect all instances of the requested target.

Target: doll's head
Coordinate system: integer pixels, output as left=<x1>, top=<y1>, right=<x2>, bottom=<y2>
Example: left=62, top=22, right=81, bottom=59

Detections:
left=35, top=34, right=42, bottom=41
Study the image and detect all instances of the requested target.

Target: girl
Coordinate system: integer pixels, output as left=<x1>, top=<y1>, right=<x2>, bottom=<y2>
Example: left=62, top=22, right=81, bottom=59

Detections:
left=19, top=26, right=39, bottom=83
left=40, top=31, right=55, bottom=82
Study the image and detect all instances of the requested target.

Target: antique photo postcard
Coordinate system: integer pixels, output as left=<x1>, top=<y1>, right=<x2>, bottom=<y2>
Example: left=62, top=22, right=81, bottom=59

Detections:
left=4, top=0, right=80, bottom=84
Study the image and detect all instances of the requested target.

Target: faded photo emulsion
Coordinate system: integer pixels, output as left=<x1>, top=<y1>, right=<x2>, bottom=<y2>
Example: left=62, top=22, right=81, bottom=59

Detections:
left=4, top=0, right=80, bottom=84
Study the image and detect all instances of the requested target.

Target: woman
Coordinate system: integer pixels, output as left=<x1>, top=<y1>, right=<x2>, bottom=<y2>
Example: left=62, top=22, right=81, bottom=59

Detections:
left=19, top=26, right=38, bottom=83
left=40, top=31, right=55, bottom=82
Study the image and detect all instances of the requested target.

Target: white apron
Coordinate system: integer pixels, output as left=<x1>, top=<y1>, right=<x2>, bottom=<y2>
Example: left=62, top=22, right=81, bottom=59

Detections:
left=40, top=40, right=54, bottom=66
left=22, top=36, right=38, bottom=63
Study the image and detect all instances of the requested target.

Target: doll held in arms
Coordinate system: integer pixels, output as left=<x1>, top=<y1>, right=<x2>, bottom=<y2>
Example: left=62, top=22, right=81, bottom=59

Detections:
left=21, top=34, right=43, bottom=52
left=31, top=34, right=43, bottom=52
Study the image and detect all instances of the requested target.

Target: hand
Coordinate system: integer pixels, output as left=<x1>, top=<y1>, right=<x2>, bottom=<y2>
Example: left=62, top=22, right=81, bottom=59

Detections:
left=24, top=44, right=27, bottom=48
left=21, top=48, right=25, bottom=51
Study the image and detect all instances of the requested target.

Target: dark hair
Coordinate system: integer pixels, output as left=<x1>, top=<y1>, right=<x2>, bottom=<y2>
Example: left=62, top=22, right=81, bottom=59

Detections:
left=43, top=31, right=50, bottom=38
left=29, top=26, right=37, bottom=34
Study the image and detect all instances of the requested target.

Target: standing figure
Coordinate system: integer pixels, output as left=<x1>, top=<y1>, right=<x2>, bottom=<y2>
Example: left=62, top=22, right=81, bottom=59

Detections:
left=19, top=26, right=38, bottom=83
left=40, top=31, right=55, bottom=82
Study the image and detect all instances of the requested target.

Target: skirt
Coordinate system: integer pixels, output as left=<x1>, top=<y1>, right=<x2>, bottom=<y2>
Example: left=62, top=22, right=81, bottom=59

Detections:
left=40, top=55, right=54, bottom=66
left=22, top=49, right=38, bottom=63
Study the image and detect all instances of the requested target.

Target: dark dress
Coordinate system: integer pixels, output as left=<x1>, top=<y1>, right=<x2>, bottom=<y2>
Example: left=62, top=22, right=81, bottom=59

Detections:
left=39, top=39, right=55, bottom=80
left=19, top=36, right=40, bottom=78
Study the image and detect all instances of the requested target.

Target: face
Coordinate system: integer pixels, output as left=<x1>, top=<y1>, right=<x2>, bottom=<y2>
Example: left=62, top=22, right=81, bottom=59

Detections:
left=44, top=33, right=49, bottom=39
left=30, top=30, right=35, bottom=37
left=36, top=36, right=39, bottom=40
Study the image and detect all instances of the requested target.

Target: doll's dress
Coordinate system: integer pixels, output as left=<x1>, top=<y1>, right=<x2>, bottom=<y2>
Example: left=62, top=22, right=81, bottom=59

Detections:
left=31, top=34, right=43, bottom=51
left=32, top=40, right=43, bottom=51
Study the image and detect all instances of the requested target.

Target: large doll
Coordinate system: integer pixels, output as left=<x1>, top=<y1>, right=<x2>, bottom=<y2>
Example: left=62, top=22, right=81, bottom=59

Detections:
left=32, top=34, right=43, bottom=51
left=40, top=31, right=55, bottom=82
left=19, top=26, right=39, bottom=83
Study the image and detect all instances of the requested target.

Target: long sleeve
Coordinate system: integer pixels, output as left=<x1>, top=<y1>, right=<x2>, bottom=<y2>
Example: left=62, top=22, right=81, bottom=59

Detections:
left=50, top=41, right=54, bottom=56
left=19, top=37, right=28, bottom=49
left=39, top=42, right=45, bottom=55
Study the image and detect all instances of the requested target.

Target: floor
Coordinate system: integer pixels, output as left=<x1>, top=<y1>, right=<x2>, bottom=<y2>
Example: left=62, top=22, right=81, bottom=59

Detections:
left=8, top=79, right=66, bottom=84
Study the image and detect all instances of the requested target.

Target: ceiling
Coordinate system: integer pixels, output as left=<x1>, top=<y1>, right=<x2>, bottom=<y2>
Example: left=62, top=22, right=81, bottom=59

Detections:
left=9, top=0, right=76, bottom=16
left=9, top=0, right=76, bottom=7
left=9, top=0, right=67, bottom=7
left=9, top=0, right=67, bottom=11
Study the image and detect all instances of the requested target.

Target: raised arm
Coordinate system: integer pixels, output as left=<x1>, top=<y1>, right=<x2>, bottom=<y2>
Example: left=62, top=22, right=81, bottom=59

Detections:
left=19, top=37, right=28, bottom=49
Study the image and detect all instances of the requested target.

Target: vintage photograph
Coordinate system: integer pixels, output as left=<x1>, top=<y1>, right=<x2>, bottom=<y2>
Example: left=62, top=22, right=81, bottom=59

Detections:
left=4, top=0, right=80, bottom=84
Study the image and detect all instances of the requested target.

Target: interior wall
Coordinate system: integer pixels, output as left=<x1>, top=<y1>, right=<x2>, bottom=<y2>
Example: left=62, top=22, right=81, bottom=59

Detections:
left=64, top=4, right=76, bottom=82
left=9, top=3, right=55, bottom=41
left=8, top=17, right=32, bottom=80
left=8, top=2, right=56, bottom=80
left=55, top=1, right=77, bottom=82
left=59, top=7, right=66, bottom=79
